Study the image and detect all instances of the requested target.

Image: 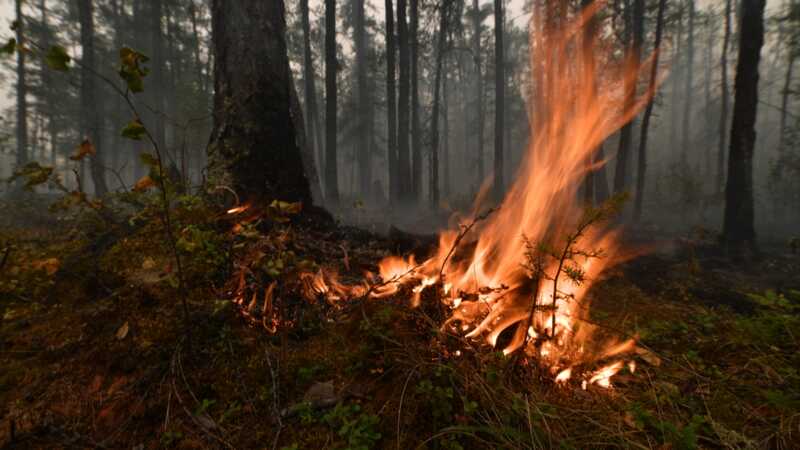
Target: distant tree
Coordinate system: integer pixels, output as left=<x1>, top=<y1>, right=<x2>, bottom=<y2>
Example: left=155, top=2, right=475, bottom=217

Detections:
left=385, top=0, right=398, bottom=203
left=410, top=0, right=421, bottom=201
left=397, top=0, right=411, bottom=202
left=493, top=0, right=504, bottom=201
left=635, top=0, right=667, bottom=220
left=15, top=0, right=28, bottom=177
left=613, top=0, right=643, bottom=195
left=717, top=0, right=732, bottom=193
left=78, top=0, right=108, bottom=196
left=301, top=0, right=324, bottom=193
left=430, top=0, right=453, bottom=208
left=722, top=0, right=766, bottom=254
left=472, top=0, right=484, bottom=186
left=325, top=0, right=339, bottom=203
left=354, top=0, right=371, bottom=196
left=680, top=0, right=695, bottom=165
left=208, top=0, right=311, bottom=205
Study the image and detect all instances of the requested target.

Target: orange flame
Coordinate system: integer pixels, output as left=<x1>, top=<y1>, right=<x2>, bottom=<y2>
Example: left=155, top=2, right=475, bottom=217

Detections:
left=291, top=4, right=655, bottom=387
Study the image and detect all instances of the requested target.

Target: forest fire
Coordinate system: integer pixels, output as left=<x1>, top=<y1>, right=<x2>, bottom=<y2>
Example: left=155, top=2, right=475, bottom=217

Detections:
left=290, top=5, right=655, bottom=389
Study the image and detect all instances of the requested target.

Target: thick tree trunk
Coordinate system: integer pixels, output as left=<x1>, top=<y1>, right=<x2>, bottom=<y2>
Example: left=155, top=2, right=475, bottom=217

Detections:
left=634, top=0, right=666, bottom=220
left=208, top=0, right=311, bottom=205
left=472, top=0, right=484, bottom=188
left=718, top=0, right=732, bottom=194
left=613, top=0, right=643, bottom=194
left=722, top=0, right=766, bottom=254
left=301, top=0, right=324, bottom=195
left=78, top=0, right=108, bottom=196
left=410, top=0, right=421, bottom=201
left=680, top=0, right=695, bottom=165
left=385, top=0, right=398, bottom=203
left=324, top=0, right=339, bottom=203
left=493, top=0, right=504, bottom=201
left=15, top=0, right=28, bottom=175
left=397, top=0, right=411, bottom=202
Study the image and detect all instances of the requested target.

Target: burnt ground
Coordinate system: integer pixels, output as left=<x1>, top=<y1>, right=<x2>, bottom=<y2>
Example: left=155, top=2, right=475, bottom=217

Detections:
left=1, top=197, right=799, bottom=449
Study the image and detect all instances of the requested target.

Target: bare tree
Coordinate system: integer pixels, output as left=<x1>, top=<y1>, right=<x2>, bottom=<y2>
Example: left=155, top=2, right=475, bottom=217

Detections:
left=634, top=0, right=667, bottom=220
left=325, top=0, right=339, bottom=203
left=386, top=0, right=398, bottom=203
left=722, top=0, right=766, bottom=254
left=15, top=0, right=28, bottom=178
left=493, top=0, right=504, bottom=201
left=78, top=0, right=108, bottom=195
left=717, top=0, right=732, bottom=194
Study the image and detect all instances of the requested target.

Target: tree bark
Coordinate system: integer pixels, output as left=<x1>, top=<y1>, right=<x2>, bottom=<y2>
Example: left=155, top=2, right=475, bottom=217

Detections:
left=718, top=0, right=732, bottom=194
left=385, top=0, right=398, bottom=203
left=493, top=0, right=504, bottom=201
left=634, top=0, right=666, bottom=220
left=324, top=0, right=339, bottom=203
left=15, top=0, right=28, bottom=175
left=78, top=0, right=108, bottom=196
left=722, top=0, right=766, bottom=254
left=778, top=49, right=795, bottom=162
left=208, top=0, right=311, bottom=205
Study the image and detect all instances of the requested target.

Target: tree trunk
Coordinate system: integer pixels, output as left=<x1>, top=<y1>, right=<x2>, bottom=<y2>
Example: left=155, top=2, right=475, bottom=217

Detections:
left=150, top=0, right=166, bottom=155
left=385, top=0, right=398, bottom=203
left=443, top=63, right=450, bottom=199
left=410, top=0, right=421, bottom=201
left=669, top=2, right=684, bottom=157
left=78, top=0, right=108, bottom=196
left=680, top=0, right=695, bottom=165
left=493, top=0, right=504, bottom=201
left=472, top=0, right=484, bottom=189
left=397, top=0, right=411, bottom=202
left=778, top=50, right=795, bottom=162
left=581, top=0, right=597, bottom=205
left=15, top=0, right=28, bottom=175
left=718, top=0, right=732, bottom=194
left=324, top=0, right=339, bottom=203
left=613, top=0, right=643, bottom=194
left=722, top=0, right=766, bottom=254
left=634, top=0, right=666, bottom=220
left=208, top=0, right=311, bottom=205
left=430, top=0, right=450, bottom=209
left=301, top=0, right=324, bottom=195
left=703, top=12, right=714, bottom=175
left=355, top=0, right=370, bottom=196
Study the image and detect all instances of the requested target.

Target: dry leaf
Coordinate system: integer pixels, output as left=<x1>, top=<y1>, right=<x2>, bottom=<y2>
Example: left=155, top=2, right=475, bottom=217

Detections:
left=115, top=321, right=130, bottom=340
left=141, top=257, right=156, bottom=270
left=70, top=139, right=96, bottom=161
left=133, top=175, right=155, bottom=192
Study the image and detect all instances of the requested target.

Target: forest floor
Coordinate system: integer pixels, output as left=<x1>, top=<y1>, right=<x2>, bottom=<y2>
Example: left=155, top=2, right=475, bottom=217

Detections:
left=1, top=195, right=799, bottom=449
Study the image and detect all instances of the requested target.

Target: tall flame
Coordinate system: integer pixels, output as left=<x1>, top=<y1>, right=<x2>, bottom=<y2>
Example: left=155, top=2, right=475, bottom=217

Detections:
left=299, top=3, right=654, bottom=387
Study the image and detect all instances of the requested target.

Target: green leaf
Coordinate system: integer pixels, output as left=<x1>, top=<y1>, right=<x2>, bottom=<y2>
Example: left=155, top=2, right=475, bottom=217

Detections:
left=10, top=20, right=20, bottom=31
left=0, top=38, right=16, bottom=56
left=121, top=119, right=147, bottom=140
left=45, top=45, right=71, bottom=71
left=139, top=152, right=158, bottom=168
